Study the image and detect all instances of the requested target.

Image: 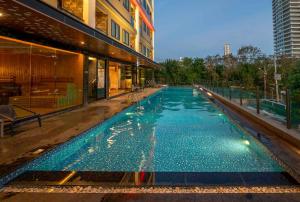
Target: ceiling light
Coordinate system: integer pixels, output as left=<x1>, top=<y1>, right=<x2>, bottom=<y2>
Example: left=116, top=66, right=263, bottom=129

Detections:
left=0, top=13, right=3, bottom=17
left=88, top=57, right=96, bottom=61
left=80, top=41, right=85, bottom=45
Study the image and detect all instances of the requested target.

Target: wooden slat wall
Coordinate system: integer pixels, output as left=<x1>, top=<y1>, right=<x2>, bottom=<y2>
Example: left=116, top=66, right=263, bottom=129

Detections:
left=0, top=53, right=31, bottom=96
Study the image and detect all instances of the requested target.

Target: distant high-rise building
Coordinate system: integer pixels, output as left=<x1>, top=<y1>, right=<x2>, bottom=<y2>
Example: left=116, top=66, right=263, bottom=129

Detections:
left=224, top=43, right=231, bottom=56
left=273, top=0, right=300, bottom=57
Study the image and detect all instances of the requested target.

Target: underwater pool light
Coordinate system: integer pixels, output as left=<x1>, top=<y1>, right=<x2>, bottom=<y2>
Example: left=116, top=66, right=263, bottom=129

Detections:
left=243, top=140, right=250, bottom=146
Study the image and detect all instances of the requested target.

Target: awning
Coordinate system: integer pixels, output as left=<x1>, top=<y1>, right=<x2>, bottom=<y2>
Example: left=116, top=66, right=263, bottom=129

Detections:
left=0, top=0, right=160, bottom=68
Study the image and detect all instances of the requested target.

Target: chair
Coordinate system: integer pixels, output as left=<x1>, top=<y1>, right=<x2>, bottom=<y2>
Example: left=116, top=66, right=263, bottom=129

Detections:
left=0, top=105, right=41, bottom=135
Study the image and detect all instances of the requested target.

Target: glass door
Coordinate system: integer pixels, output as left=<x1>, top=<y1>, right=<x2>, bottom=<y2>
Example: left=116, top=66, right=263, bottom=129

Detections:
left=88, top=57, right=97, bottom=102
left=97, top=59, right=106, bottom=99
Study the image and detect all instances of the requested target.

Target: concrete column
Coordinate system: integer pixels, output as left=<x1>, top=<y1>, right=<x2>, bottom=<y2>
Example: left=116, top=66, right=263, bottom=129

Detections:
left=135, top=7, right=140, bottom=52
left=132, top=65, right=138, bottom=86
left=83, top=56, right=89, bottom=106
left=105, top=59, right=110, bottom=99
left=83, top=0, right=96, bottom=28
left=151, top=0, right=155, bottom=60
left=151, top=31, right=155, bottom=60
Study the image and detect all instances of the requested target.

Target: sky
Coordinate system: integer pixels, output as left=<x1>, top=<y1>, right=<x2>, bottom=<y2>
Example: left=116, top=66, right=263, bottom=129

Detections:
left=154, top=0, right=273, bottom=61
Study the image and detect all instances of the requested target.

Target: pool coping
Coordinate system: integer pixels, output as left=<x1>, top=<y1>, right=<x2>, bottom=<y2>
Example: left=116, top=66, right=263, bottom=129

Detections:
left=4, top=171, right=299, bottom=187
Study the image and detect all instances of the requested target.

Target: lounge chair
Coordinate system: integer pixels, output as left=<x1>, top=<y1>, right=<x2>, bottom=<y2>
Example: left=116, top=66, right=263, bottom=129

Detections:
left=0, top=105, right=41, bottom=135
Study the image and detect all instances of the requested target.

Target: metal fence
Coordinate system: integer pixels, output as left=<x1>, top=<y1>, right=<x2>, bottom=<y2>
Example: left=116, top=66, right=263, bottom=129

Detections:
left=200, top=80, right=300, bottom=131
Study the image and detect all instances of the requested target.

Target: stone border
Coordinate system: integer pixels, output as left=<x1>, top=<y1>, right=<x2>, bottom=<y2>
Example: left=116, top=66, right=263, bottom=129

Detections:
left=2, top=185, right=300, bottom=194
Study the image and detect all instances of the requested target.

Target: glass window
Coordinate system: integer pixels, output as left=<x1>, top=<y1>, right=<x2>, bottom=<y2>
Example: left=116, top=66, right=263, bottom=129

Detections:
left=111, top=20, right=120, bottom=40
left=87, top=57, right=97, bottom=102
left=142, top=45, right=147, bottom=56
left=96, top=9, right=108, bottom=34
left=61, top=0, right=83, bottom=20
left=123, top=0, right=130, bottom=11
left=97, top=59, right=106, bottom=99
left=87, top=58, right=106, bottom=101
left=142, top=0, right=147, bottom=9
left=147, top=26, right=150, bottom=36
left=123, top=30, right=130, bottom=46
left=143, top=21, right=147, bottom=32
left=109, top=62, right=132, bottom=97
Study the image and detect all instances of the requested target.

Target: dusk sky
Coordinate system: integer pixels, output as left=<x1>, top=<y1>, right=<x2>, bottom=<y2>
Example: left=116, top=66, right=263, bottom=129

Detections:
left=154, top=0, right=273, bottom=61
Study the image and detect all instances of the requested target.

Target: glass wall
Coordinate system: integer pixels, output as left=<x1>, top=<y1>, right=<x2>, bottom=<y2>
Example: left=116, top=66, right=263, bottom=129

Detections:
left=97, top=59, right=106, bottom=99
left=87, top=57, right=106, bottom=102
left=87, top=57, right=97, bottom=102
left=0, top=36, right=83, bottom=116
left=41, top=0, right=84, bottom=20
left=109, top=62, right=132, bottom=97
left=138, top=67, right=145, bottom=87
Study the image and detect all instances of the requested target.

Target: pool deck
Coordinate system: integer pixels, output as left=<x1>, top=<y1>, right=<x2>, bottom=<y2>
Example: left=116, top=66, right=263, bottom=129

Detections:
left=0, top=88, right=161, bottom=178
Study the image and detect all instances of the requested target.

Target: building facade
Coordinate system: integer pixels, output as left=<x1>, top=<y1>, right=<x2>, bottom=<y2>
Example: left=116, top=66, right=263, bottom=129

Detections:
left=224, top=43, right=231, bottom=57
left=0, top=0, right=157, bottom=116
left=273, top=0, right=300, bottom=57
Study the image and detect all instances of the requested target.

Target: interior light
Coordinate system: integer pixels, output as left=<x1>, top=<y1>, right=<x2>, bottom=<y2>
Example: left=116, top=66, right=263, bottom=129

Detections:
left=200, top=88, right=203, bottom=91
left=80, top=41, right=85, bottom=45
left=207, top=92, right=213, bottom=97
left=88, top=57, right=96, bottom=61
left=0, top=13, right=3, bottom=17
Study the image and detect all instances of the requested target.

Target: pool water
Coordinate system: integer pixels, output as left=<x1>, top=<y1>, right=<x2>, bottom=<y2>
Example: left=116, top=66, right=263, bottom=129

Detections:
left=23, top=87, right=283, bottom=173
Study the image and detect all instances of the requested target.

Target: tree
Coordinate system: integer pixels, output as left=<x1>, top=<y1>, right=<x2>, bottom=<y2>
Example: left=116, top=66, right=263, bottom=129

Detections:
left=159, top=57, right=207, bottom=85
left=237, top=46, right=262, bottom=64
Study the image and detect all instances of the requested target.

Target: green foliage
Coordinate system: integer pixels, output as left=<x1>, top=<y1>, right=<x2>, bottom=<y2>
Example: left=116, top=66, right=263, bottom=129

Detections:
left=157, top=45, right=300, bottom=93
left=158, top=57, right=206, bottom=85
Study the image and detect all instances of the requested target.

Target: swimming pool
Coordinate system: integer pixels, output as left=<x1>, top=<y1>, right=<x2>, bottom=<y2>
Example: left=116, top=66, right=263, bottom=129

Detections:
left=1, top=87, right=298, bottom=186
